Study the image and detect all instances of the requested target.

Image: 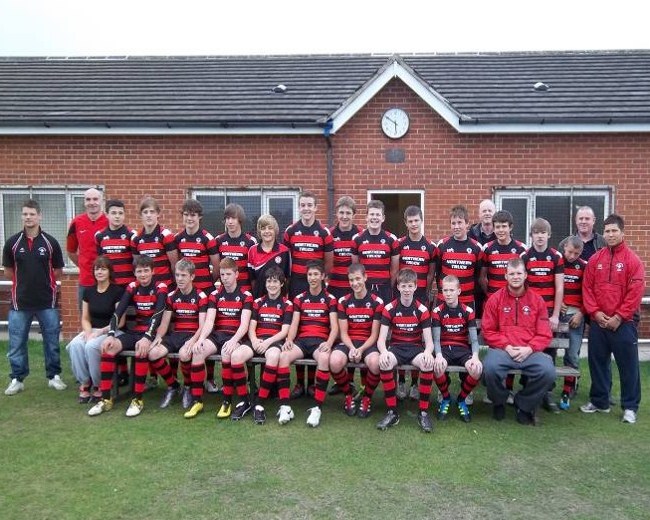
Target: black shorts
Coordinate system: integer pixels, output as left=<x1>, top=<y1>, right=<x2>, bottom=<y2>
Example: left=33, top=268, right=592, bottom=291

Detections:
left=440, top=345, right=473, bottom=367
left=117, top=331, right=146, bottom=352
left=207, top=331, right=234, bottom=353
left=333, top=340, right=379, bottom=360
left=294, top=337, right=323, bottom=359
left=388, top=344, right=423, bottom=365
left=162, top=332, right=194, bottom=354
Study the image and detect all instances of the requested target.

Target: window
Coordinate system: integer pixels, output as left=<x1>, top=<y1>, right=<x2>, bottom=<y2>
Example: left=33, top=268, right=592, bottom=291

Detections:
left=193, top=189, right=299, bottom=237
left=0, top=187, right=89, bottom=267
left=495, top=187, right=611, bottom=248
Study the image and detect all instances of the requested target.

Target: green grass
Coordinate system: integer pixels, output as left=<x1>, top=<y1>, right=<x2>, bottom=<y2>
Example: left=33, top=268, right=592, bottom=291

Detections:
left=1, top=342, right=649, bottom=520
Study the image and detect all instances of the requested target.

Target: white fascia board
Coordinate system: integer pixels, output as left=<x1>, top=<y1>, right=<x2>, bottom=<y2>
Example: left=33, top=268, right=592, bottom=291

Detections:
left=0, top=126, right=324, bottom=136
left=454, top=122, right=650, bottom=134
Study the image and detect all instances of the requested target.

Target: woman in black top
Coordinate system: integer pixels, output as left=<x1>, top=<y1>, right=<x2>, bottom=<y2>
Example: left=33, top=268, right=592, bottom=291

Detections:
left=66, top=256, right=124, bottom=402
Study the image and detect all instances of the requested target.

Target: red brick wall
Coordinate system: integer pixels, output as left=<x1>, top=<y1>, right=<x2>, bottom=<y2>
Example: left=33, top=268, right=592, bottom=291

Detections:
left=1, top=78, right=648, bottom=338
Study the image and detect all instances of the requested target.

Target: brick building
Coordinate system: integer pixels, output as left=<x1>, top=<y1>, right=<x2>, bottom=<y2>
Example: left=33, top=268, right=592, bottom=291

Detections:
left=0, top=52, right=648, bottom=338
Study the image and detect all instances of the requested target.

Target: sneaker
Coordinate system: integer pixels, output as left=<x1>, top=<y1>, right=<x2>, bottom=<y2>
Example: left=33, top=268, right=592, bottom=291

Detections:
left=125, top=398, right=144, bottom=417
left=506, top=391, right=515, bottom=405
left=88, top=398, right=114, bottom=416
left=457, top=400, right=471, bottom=423
left=437, top=398, right=451, bottom=420
left=542, top=392, right=560, bottom=413
left=344, top=394, right=357, bottom=416
left=580, top=402, right=611, bottom=414
left=417, top=410, right=433, bottom=433
left=409, top=384, right=419, bottom=401
left=483, top=394, right=493, bottom=404
left=559, top=393, right=570, bottom=411
left=231, top=401, right=252, bottom=421
left=48, top=375, right=67, bottom=391
left=159, top=387, right=179, bottom=409
left=492, top=404, right=506, bottom=421
left=253, top=405, right=266, bottom=425
left=516, top=407, right=536, bottom=426
left=216, top=400, right=232, bottom=419
left=465, top=392, right=474, bottom=406
left=181, top=386, right=193, bottom=409
left=205, top=379, right=220, bottom=394
left=357, top=396, right=371, bottom=418
left=307, top=385, right=316, bottom=398
left=376, top=409, right=400, bottom=430
left=396, top=382, right=408, bottom=400
left=622, top=409, right=637, bottom=424
left=277, top=404, right=295, bottom=425
left=184, top=401, right=204, bottom=419
left=306, top=406, right=322, bottom=427
left=290, top=384, right=305, bottom=399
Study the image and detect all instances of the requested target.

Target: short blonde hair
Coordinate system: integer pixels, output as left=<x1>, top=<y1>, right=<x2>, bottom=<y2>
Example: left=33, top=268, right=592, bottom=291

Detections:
left=257, top=214, right=279, bottom=238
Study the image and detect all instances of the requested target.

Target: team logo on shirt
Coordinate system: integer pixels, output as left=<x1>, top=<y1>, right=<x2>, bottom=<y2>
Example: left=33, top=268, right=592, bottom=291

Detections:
left=240, top=241, right=245, bottom=246
left=546, top=256, right=551, bottom=261
left=121, top=234, right=126, bottom=239
left=236, top=296, right=241, bottom=302
left=314, top=231, right=320, bottom=237
left=366, top=302, right=371, bottom=308
left=503, top=306, right=511, bottom=313
left=510, top=248, right=517, bottom=253
left=467, top=248, right=473, bottom=253
left=320, top=298, right=325, bottom=303
left=421, top=246, right=426, bottom=251
left=196, top=237, right=202, bottom=243
left=191, top=298, right=195, bottom=304
left=522, top=306, right=531, bottom=315
left=38, top=247, right=47, bottom=256
left=380, top=239, right=385, bottom=244
left=616, top=262, right=624, bottom=271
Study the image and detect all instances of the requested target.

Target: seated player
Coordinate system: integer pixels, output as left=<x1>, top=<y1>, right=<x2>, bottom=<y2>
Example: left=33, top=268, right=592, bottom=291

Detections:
left=558, top=236, right=587, bottom=409
left=180, top=258, right=253, bottom=419
left=88, top=255, right=168, bottom=417
left=432, top=275, right=482, bottom=423
left=148, top=259, right=208, bottom=411
left=332, top=263, right=384, bottom=418
left=233, top=266, right=293, bottom=424
left=276, top=260, right=338, bottom=427
left=376, top=268, right=435, bottom=433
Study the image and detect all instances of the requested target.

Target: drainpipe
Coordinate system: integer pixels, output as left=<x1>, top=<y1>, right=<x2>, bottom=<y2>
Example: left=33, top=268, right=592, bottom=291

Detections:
left=324, top=121, right=334, bottom=226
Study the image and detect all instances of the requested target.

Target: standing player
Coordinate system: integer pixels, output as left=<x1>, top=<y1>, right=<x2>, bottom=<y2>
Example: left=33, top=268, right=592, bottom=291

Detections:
left=432, top=275, right=482, bottom=423
left=232, top=266, right=293, bottom=424
left=558, top=236, right=587, bottom=410
left=328, top=196, right=361, bottom=301
left=468, top=199, right=497, bottom=245
left=95, top=199, right=136, bottom=287
left=375, top=268, right=436, bottom=433
left=395, top=205, right=436, bottom=400
left=180, top=258, right=253, bottom=419
left=248, top=214, right=291, bottom=299
left=131, top=196, right=178, bottom=288
left=88, top=255, right=168, bottom=417
left=148, top=259, right=208, bottom=412
left=521, top=218, right=564, bottom=412
left=332, top=263, right=384, bottom=418
left=276, top=260, right=339, bottom=427
left=351, top=199, right=399, bottom=306
left=283, top=191, right=334, bottom=397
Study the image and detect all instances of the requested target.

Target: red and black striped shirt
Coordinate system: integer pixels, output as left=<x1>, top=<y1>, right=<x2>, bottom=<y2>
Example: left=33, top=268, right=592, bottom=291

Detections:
left=522, top=247, right=564, bottom=311
left=284, top=220, right=333, bottom=279
left=95, top=225, right=136, bottom=286
left=251, top=295, right=293, bottom=339
left=208, top=286, right=254, bottom=336
left=215, top=232, right=257, bottom=293
left=483, top=239, right=527, bottom=295
left=131, top=225, right=176, bottom=287
left=352, top=229, right=399, bottom=287
left=381, top=299, right=432, bottom=348
left=328, top=224, right=361, bottom=299
left=293, top=289, right=337, bottom=341
left=113, top=280, right=168, bottom=338
left=166, top=286, right=208, bottom=333
left=337, top=292, right=384, bottom=342
left=397, top=235, right=436, bottom=303
left=563, top=257, right=587, bottom=309
left=436, top=236, right=483, bottom=305
left=175, top=228, right=218, bottom=291
left=431, top=302, right=475, bottom=349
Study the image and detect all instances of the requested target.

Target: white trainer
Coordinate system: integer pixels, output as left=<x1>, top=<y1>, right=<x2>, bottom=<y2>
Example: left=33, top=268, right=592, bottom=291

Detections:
left=396, top=382, right=408, bottom=400
left=506, top=391, right=515, bottom=405
left=48, top=375, right=67, bottom=391
left=409, top=385, right=419, bottom=400
left=88, top=398, right=114, bottom=416
left=465, top=392, right=474, bottom=406
left=622, top=409, right=637, bottom=424
left=125, top=398, right=144, bottom=417
left=277, top=404, right=294, bottom=425
left=306, top=406, right=322, bottom=427
left=5, top=378, right=25, bottom=396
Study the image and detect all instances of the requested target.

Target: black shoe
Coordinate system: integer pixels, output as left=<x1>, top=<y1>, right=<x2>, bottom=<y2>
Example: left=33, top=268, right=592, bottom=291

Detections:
left=417, top=411, right=433, bottom=433
left=231, top=400, right=252, bottom=421
left=159, top=386, right=179, bottom=409
left=493, top=404, right=506, bottom=421
left=253, top=405, right=266, bottom=425
left=542, top=392, right=560, bottom=413
left=290, top=384, right=304, bottom=399
left=516, top=407, right=536, bottom=426
left=376, top=409, right=400, bottom=430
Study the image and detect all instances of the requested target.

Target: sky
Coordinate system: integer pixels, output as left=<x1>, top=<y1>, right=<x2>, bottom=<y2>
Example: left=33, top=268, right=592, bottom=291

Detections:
left=0, top=0, right=648, bottom=57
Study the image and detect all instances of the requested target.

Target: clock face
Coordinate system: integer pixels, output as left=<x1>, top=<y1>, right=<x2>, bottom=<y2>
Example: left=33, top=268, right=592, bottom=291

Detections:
left=381, top=108, right=409, bottom=139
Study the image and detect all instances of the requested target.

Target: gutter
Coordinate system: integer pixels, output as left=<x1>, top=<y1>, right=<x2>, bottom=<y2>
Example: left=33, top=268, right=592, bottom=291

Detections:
left=324, top=121, right=334, bottom=226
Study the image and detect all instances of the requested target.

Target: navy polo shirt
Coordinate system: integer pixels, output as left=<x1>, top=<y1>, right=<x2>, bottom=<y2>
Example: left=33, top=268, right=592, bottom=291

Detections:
left=2, top=229, right=64, bottom=311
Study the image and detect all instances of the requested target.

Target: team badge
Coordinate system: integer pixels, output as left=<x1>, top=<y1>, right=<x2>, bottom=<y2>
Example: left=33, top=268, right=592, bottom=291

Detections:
left=366, top=302, right=371, bottom=308
left=275, top=256, right=282, bottom=264
left=191, top=298, right=195, bottom=304
left=511, top=248, right=516, bottom=253
left=196, top=237, right=202, bottom=243
left=320, top=298, right=325, bottom=303
left=240, top=241, right=245, bottom=246
left=38, top=247, right=47, bottom=256
left=314, top=231, right=320, bottom=237
left=421, top=246, right=426, bottom=251
left=546, top=256, right=551, bottom=261
left=121, top=234, right=126, bottom=240
left=522, top=305, right=531, bottom=315
left=236, top=296, right=241, bottom=302
left=467, top=248, right=473, bottom=254
left=380, top=239, right=385, bottom=244
left=616, top=262, right=624, bottom=271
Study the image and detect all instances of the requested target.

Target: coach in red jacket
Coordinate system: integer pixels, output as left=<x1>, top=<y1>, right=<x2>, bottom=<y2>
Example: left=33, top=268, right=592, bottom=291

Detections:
left=482, top=257, right=556, bottom=425
left=580, top=214, right=645, bottom=424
